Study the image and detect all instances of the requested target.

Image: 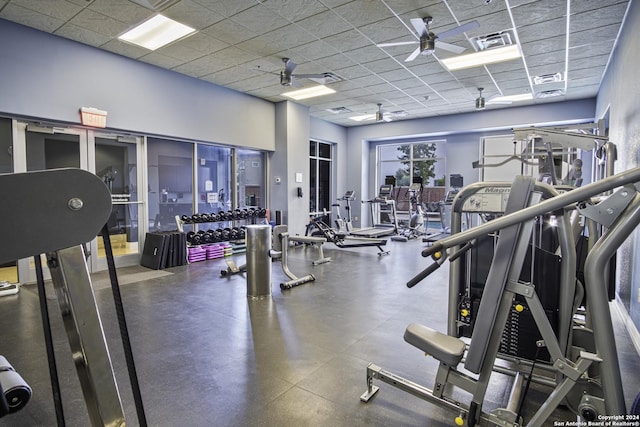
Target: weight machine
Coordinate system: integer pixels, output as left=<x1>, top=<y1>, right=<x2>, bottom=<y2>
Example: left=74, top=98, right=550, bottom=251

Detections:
left=0, top=168, right=146, bottom=426
left=361, top=166, right=640, bottom=426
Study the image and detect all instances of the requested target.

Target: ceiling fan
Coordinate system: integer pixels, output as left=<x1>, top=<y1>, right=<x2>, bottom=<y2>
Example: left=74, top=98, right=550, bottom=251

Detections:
left=475, top=88, right=485, bottom=110
left=376, top=103, right=392, bottom=122
left=278, top=58, right=334, bottom=86
left=377, top=17, right=479, bottom=62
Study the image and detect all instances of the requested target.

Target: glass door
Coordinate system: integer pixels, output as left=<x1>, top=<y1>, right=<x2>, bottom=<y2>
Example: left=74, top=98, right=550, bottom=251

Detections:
left=90, top=131, right=145, bottom=270
left=16, top=123, right=88, bottom=283
left=14, top=123, right=145, bottom=283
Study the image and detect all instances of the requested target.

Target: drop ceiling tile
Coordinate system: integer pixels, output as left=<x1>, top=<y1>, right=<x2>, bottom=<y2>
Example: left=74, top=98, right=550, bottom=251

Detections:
left=294, top=9, right=352, bottom=39
left=517, top=17, right=566, bottom=44
left=332, top=0, right=392, bottom=27
left=261, top=0, right=329, bottom=22
left=154, top=42, right=206, bottom=63
left=568, top=55, right=610, bottom=72
left=361, top=57, right=404, bottom=74
left=230, top=5, right=289, bottom=35
left=244, top=25, right=317, bottom=55
left=358, top=16, right=417, bottom=44
left=569, top=40, right=615, bottom=60
left=287, top=40, right=339, bottom=61
left=0, top=3, right=64, bottom=32
left=54, top=23, right=111, bottom=47
left=365, top=82, right=400, bottom=94
left=70, top=8, right=130, bottom=38
left=163, top=0, right=226, bottom=30
left=140, top=52, right=185, bottom=69
left=173, top=51, right=231, bottom=77
left=201, top=15, right=258, bottom=45
left=322, top=29, right=372, bottom=52
left=88, top=0, right=151, bottom=27
left=524, top=50, right=566, bottom=68
left=10, top=0, right=82, bottom=21
left=570, top=3, right=628, bottom=31
left=521, top=38, right=566, bottom=57
left=332, top=64, right=372, bottom=79
left=566, top=76, right=602, bottom=87
left=100, top=39, right=149, bottom=59
left=458, top=10, right=511, bottom=37
left=313, top=53, right=357, bottom=71
left=447, top=0, right=505, bottom=21
left=510, top=0, right=562, bottom=26
left=571, top=0, right=628, bottom=14
left=342, top=45, right=390, bottom=65
left=571, top=23, right=621, bottom=48
left=174, top=32, right=229, bottom=56
left=194, top=0, right=258, bottom=18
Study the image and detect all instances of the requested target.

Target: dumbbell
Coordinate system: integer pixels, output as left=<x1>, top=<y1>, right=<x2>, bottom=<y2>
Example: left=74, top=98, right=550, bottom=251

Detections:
left=229, top=227, right=239, bottom=240
left=200, top=213, right=210, bottom=222
left=186, top=231, right=196, bottom=244
left=209, top=212, right=219, bottom=222
left=238, top=227, right=246, bottom=239
left=221, top=228, right=231, bottom=241
left=191, top=213, right=201, bottom=223
left=181, top=214, right=192, bottom=223
left=212, top=229, right=223, bottom=242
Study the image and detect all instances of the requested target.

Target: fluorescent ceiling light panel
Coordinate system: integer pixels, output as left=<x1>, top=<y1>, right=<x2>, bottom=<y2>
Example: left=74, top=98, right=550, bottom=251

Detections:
left=441, top=45, right=521, bottom=70
left=119, top=15, right=196, bottom=50
left=282, top=85, right=336, bottom=100
left=349, top=114, right=376, bottom=122
left=487, top=93, right=533, bottom=104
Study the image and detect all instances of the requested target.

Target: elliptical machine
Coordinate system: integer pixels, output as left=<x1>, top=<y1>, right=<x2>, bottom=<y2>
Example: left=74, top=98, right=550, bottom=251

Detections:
left=392, top=178, right=425, bottom=242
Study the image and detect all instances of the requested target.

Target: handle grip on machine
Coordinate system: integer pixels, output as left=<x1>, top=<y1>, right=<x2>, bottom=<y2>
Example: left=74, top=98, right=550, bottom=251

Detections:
left=422, top=242, right=444, bottom=258
left=407, top=259, right=444, bottom=288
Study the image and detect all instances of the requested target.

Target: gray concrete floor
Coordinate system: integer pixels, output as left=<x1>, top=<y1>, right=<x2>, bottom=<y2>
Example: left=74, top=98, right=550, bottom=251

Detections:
left=1, top=238, right=639, bottom=426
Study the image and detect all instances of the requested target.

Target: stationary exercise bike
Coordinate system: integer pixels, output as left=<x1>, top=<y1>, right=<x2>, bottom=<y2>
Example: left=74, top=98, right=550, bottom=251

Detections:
left=333, top=190, right=355, bottom=235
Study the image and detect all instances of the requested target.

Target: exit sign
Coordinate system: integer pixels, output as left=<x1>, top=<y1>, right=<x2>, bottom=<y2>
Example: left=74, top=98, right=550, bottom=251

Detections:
left=80, top=107, right=107, bottom=128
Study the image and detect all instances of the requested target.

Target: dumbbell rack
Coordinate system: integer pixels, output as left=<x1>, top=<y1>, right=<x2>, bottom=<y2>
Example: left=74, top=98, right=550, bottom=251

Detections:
left=175, top=208, right=268, bottom=250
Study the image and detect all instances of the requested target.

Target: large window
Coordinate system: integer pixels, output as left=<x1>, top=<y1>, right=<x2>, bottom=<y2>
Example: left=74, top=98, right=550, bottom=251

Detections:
left=309, top=140, right=332, bottom=214
left=147, top=137, right=194, bottom=231
left=197, top=144, right=231, bottom=213
left=236, top=149, right=265, bottom=209
left=378, top=141, right=447, bottom=211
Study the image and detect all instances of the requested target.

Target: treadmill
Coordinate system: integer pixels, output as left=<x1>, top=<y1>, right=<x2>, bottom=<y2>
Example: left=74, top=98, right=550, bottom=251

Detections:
left=351, top=184, right=399, bottom=238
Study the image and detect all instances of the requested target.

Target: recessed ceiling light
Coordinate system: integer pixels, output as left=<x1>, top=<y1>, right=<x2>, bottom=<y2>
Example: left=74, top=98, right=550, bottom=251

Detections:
left=487, top=93, right=533, bottom=104
left=441, top=44, right=521, bottom=71
left=282, top=85, right=336, bottom=100
left=119, top=15, right=196, bottom=50
left=349, top=114, right=376, bottom=122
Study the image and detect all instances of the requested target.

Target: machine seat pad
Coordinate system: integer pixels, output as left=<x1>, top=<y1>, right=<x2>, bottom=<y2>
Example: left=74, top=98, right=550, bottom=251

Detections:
left=404, top=323, right=465, bottom=366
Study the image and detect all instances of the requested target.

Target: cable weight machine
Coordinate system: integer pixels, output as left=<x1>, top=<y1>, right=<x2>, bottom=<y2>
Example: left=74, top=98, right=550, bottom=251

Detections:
left=0, top=168, right=147, bottom=426
left=361, top=166, right=640, bottom=426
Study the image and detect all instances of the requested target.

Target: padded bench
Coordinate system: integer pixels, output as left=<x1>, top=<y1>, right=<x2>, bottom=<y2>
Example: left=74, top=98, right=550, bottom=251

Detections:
left=289, top=235, right=331, bottom=265
left=404, top=323, right=466, bottom=367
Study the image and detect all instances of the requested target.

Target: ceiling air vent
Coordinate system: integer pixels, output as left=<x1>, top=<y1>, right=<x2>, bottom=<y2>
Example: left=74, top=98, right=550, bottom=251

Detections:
left=536, top=89, right=565, bottom=99
left=326, top=106, right=352, bottom=114
left=130, top=0, right=181, bottom=11
left=309, top=72, right=344, bottom=85
left=532, top=73, right=563, bottom=85
left=470, top=29, right=515, bottom=51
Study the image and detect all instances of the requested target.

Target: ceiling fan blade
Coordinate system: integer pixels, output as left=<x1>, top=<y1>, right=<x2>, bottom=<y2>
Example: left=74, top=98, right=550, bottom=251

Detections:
left=376, top=41, right=418, bottom=48
left=283, top=58, right=297, bottom=74
left=404, top=47, right=422, bottom=62
left=410, top=18, right=428, bottom=37
left=436, top=41, right=466, bottom=54
left=436, top=20, right=480, bottom=41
